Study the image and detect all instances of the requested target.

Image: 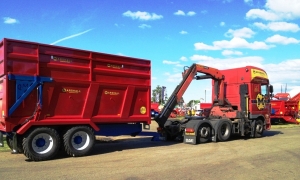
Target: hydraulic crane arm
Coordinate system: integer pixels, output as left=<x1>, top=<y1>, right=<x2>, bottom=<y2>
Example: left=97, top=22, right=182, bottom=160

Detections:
left=155, top=63, right=224, bottom=128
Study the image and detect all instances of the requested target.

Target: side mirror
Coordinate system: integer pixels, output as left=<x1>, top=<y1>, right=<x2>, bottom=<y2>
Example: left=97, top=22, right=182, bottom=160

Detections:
left=269, top=85, right=273, bottom=94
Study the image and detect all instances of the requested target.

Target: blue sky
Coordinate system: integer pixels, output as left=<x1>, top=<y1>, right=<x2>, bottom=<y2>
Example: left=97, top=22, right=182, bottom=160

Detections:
left=1, top=0, right=300, bottom=103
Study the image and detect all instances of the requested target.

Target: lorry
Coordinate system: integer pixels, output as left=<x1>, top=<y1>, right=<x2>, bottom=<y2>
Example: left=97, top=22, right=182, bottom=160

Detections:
left=0, top=38, right=273, bottom=161
left=270, top=92, right=300, bottom=124
left=155, top=64, right=273, bottom=144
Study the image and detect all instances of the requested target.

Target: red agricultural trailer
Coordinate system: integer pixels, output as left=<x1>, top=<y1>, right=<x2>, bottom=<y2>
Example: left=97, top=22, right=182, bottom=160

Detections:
left=0, top=38, right=151, bottom=161
left=270, top=92, right=300, bottom=124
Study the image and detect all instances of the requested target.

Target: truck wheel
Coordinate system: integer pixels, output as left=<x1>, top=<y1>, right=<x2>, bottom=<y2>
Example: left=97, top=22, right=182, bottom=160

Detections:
left=22, top=127, right=60, bottom=161
left=6, top=135, right=24, bottom=153
left=63, top=126, right=95, bottom=157
left=197, top=124, right=211, bottom=143
left=217, top=121, right=231, bottom=142
left=254, top=120, right=264, bottom=138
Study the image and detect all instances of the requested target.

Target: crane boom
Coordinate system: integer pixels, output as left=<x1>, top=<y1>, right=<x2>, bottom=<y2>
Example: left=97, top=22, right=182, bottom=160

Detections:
left=155, top=63, right=224, bottom=128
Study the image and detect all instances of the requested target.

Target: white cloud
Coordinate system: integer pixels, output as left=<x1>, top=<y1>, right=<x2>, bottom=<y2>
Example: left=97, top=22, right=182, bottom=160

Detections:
left=222, top=50, right=243, bottom=56
left=189, top=56, right=264, bottom=69
left=165, top=73, right=183, bottom=82
left=244, top=0, right=253, bottom=5
left=152, top=77, right=157, bottom=80
left=174, top=10, right=196, bottom=16
left=263, top=59, right=300, bottom=92
left=187, top=11, right=196, bottom=16
left=254, top=22, right=300, bottom=32
left=194, top=42, right=221, bottom=50
left=195, top=37, right=273, bottom=50
left=190, top=55, right=215, bottom=61
left=50, top=28, right=94, bottom=45
left=139, top=24, right=151, bottom=29
left=265, top=34, right=300, bottom=45
left=246, top=0, right=300, bottom=21
left=225, top=27, right=255, bottom=38
left=180, top=56, right=188, bottom=61
left=289, top=86, right=300, bottom=97
left=220, top=22, right=225, bottom=26
left=174, top=10, right=185, bottom=16
left=123, top=11, right=163, bottom=21
left=201, top=10, right=208, bottom=14
left=180, top=30, right=188, bottom=34
left=222, top=0, right=233, bottom=3
left=163, top=60, right=180, bottom=65
left=3, top=17, right=18, bottom=24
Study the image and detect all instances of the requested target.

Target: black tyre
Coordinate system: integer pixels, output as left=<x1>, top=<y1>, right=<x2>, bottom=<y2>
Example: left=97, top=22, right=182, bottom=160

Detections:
left=197, top=124, right=211, bottom=143
left=63, top=126, right=95, bottom=157
left=22, top=127, right=60, bottom=161
left=6, top=135, right=24, bottom=153
left=254, top=120, right=264, bottom=138
left=217, top=121, right=232, bottom=142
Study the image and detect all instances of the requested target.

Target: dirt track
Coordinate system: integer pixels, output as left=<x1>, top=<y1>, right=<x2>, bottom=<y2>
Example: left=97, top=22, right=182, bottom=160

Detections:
left=0, top=126, right=300, bottom=180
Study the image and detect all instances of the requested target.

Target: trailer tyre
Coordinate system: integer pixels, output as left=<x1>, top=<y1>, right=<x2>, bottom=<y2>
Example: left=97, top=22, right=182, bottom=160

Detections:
left=217, top=121, right=231, bottom=142
left=254, top=120, right=264, bottom=138
left=197, top=124, right=211, bottom=143
left=22, top=127, right=60, bottom=161
left=63, top=126, right=95, bottom=157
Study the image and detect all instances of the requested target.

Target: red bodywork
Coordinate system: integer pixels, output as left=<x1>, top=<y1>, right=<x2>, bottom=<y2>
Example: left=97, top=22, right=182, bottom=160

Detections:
left=200, top=103, right=212, bottom=117
left=0, top=38, right=151, bottom=134
left=211, top=66, right=271, bottom=130
left=155, top=64, right=272, bottom=132
left=270, top=93, right=300, bottom=124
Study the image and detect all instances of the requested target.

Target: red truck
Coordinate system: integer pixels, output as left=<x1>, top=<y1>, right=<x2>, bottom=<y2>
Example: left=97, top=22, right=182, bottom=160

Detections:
left=155, top=64, right=273, bottom=144
left=0, top=38, right=151, bottom=161
left=0, top=38, right=273, bottom=161
left=271, top=92, right=300, bottom=124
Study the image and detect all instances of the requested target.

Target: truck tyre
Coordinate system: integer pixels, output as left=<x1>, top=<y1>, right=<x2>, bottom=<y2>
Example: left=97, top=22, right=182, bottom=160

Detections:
left=63, top=126, right=95, bottom=157
left=254, top=120, right=264, bottom=138
left=197, top=124, right=211, bottom=143
left=6, top=135, right=24, bottom=153
left=22, top=127, right=60, bottom=161
left=217, top=121, right=231, bottom=142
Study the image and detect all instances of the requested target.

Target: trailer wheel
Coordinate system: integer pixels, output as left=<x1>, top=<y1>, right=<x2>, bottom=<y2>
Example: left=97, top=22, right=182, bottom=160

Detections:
left=22, top=127, right=60, bottom=161
left=197, top=124, right=211, bottom=143
left=63, top=126, right=95, bottom=157
left=254, top=120, right=264, bottom=138
left=217, top=121, right=231, bottom=142
left=6, top=135, right=24, bottom=153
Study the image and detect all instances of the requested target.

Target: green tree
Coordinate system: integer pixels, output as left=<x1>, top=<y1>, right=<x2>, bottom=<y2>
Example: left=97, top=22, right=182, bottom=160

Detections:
left=152, top=85, right=169, bottom=104
left=152, top=85, right=162, bottom=104
left=187, top=100, right=200, bottom=108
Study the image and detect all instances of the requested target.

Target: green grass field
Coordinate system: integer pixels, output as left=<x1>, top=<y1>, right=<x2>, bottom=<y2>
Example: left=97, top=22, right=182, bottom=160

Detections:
left=0, top=138, right=11, bottom=152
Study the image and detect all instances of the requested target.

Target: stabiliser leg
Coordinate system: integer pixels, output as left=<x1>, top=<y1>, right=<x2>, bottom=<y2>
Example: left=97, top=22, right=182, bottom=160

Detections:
left=11, top=132, right=18, bottom=154
left=0, top=132, right=3, bottom=147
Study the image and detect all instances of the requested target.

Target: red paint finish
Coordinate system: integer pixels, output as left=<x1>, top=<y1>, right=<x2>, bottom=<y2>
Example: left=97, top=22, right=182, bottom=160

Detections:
left=270, top=92, right=300, bottom=124
left=0, top=38, right=151, bottom=133
left=211, top=66, right=271, bottom=129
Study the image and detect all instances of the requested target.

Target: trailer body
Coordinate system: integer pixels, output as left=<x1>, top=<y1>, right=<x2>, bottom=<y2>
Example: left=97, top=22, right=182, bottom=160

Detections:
left=270, top=93, right=300, bottom=124
left=0, top=38, right=151, bottom=160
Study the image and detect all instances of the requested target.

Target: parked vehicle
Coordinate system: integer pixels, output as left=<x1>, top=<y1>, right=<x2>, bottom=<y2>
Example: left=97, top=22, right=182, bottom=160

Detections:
left=155, top=64, right=273, bottom=144
left=270, top=93, right=300, bottom=124
left=0, top=38, right=273, bottom=161
left=0, top=38, right=151, bottom=161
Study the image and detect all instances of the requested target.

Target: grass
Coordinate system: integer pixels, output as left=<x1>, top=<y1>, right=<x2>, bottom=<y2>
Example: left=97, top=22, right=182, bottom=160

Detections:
left=271, top=123, right=300, bottom=129
left=0, top=138, right=11, bottom=152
